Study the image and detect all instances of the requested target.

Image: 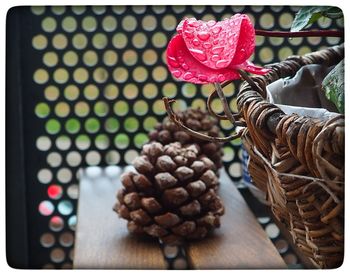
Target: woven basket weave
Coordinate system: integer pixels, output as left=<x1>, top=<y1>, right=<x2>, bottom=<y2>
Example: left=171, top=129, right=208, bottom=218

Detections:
left=236, top=45, right=344, bottom=268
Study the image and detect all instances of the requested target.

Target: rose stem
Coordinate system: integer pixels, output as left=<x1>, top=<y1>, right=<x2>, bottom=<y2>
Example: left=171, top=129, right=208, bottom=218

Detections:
left=207, top=88, right=246, bottom=127
left=214, top=82, right=237, bottom=126
left=238, top=69, right=264, bottom=95
left=255, top=29, right=343, bottom=37
left=207, top=81, right=231, bottom=120
left=163, top=97, right=243, bottom=142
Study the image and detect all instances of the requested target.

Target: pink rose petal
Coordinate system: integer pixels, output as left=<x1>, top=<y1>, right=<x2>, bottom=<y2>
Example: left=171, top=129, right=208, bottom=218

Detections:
left=233, top=61, right=271, bottom=75
left=230, top=14, right=256, bottom=65
left=181, top=14, right=255, bottom=70
left=167, top=34, right=240, bottom=84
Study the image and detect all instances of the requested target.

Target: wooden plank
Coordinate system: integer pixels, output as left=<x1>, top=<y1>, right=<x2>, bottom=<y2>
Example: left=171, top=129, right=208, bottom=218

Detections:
left=73, top=167, right=167, bottom=269
left=187, top=171, right=287, bottom=269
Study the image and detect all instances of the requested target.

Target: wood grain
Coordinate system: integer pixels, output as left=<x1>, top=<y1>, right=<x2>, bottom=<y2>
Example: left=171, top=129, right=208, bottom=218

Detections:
left=186, top=171, right=287, bottom=269
left=73, top=168, right=166, bottom=269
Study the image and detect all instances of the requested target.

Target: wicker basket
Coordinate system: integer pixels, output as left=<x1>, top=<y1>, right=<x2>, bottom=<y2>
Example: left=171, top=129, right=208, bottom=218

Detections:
left=236, top=45, right=344, bottom=268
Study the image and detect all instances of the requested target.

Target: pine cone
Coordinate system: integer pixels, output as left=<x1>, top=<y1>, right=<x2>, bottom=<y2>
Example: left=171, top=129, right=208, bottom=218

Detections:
left=149, top=108, right=223, bottom=171
left=114, top=142, right=225, bottom=245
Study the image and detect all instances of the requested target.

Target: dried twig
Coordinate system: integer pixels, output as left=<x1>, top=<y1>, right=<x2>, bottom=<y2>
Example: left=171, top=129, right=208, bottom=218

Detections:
left=163, top=97, right=243, bottom=142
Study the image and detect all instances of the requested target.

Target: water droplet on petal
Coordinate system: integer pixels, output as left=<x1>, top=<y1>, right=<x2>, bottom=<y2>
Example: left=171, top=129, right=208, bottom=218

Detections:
left=189, top=48, right=207, bottom=61
left=198, top=31, right=210, bottom=41
left=232, top=49, right=248, bottom=65
left=211, top=46, right=224, bottom=54
left=168, top=56, right=180, bottom=68
left=212, top=25, right=222, bottom=34
left=228, top=35, right=236, bottom=44
left=192, top=38, right=200, bottom=46
left=218, top=74, right=225, bottom=82
left=181, top=63, right=189, bottom=70
left=219, top=40, right=225, bottom=45
left=211, top=55, right=220, bottom=62
left=183, top=72, right=193, bottom=80
left=177, top=56, right=184, bottom=63
left=173, top=70, right=182, bottom=78
left=215, top=59, right=230, bottom=69
left=198, top=74, right=208, bottom=81
left=184, top=30, right=194, bottom=38
left=213, top=39, right=219, bottom=45
left=203, top=42, right=212, bottom=49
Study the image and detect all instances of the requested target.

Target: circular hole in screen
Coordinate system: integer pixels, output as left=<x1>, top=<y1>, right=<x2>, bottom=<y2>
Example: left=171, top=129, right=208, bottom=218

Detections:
left=39, top=200, right=54, bottom=216
left=142, top=15, right=157, bottom=31
left=45, top=119, right=61, bottom=135
left=74, top=101, right=90, bottom=117
left=105, top=150, right=121, bottom=165
left=35, top=102, right=50, bottom=118
left=84, top=84, right=99, bottom=100
left=57, top=168, right=72, bottom=184
left=85, top=118, right=100, bottom=133
left=59, top=232, right=74, bottom=247
left=83, top=50, right=98, bottom=67
left=95, top=134, right=110, bottom=150
left=104, top=117, right=120, bottom=133
left=102, top=15, right=117, bottom=32
left=66, top=151, right=82, bottom=167
left=48, top=184, right=63, bottom=200
left=134, top=133, right=149, bottom=148
left=36, top=136, right=52, bottom=151
left=86, top=151, right=102, bottom=165
left=34, top=68, right=49, bottom=84
left=124, top=117, right=139, bottom=133
left=53, top=68, right=69, bottom=84
left=82, top=16, right=97, bottom=32
left=114, top=134, right=129, bottom=149
left=114, top=100, right=129, bottom=116
left=93, top=67, right=109, bottom=83
left=40, top=233, right=55, bottom=248
left=49, top=216, right=64, bottom=232
left=123, top=84, right=139, bottom=100
left=32, top=34, right=48, bottom=50
left=42, top=17, right=57, bottom=32
left=65, top=118, right=81, bottom=134
left=75, top=134, right=91, bottom=150
left=50, top=248, right=65, bottom=263
left=143, top=83, right=158, bottom=99
left=56, top=135, right=71, bottom=151
left=47, top=152, right=62, bottom=167
left=72, top=33, right=88, bottom=50
left=58, top=200, right=74, bottom=216
left=43, top=52, right=58, bottom=67
left=94, top=101, right=109, bottom=117
left=104, top=84, right=119, bottom=100
left=132, top=32, right=148, bottom=49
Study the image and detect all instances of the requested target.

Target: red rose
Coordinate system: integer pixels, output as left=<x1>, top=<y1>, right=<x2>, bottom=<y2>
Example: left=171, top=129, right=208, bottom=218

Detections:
left=166, top=14, right=269, bottom=84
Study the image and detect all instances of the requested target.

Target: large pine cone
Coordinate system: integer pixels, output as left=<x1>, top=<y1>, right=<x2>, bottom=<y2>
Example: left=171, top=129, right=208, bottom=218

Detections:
left=114, top=141, right=225, bottom=245
left=149, top=108, right=223, bottom=171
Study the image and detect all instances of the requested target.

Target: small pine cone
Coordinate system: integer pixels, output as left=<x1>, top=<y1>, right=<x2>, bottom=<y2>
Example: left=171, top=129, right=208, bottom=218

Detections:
left=114, top=141, right=225, bottom=245
left=148, top=108, right=223, bottom=170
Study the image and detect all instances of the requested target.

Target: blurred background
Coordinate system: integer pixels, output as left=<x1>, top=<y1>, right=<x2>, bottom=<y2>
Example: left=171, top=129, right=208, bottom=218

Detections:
left=6, top=5, right=343, bottom=269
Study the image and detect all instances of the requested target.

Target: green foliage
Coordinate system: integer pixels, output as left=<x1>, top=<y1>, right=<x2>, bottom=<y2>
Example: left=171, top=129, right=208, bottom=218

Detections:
left=322, top=60, right=344, bottom=114
left=291, top=6, right=343, bottom=32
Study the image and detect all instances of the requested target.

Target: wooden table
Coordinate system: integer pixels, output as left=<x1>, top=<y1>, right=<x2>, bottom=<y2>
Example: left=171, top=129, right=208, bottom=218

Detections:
left=73, top=166, right=286, bottom=269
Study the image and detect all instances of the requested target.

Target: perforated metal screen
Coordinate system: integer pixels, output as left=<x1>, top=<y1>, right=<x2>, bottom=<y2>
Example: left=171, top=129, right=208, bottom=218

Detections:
left=7, top=5, right=343, bottom=268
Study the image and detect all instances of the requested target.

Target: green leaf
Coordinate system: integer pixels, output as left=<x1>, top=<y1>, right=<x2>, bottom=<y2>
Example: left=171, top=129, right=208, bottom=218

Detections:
left=323, top=7, right=343, bottom=19
left=322, top=60, right=344, bottom=114
left=291, top=6, right=340, bottom=32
